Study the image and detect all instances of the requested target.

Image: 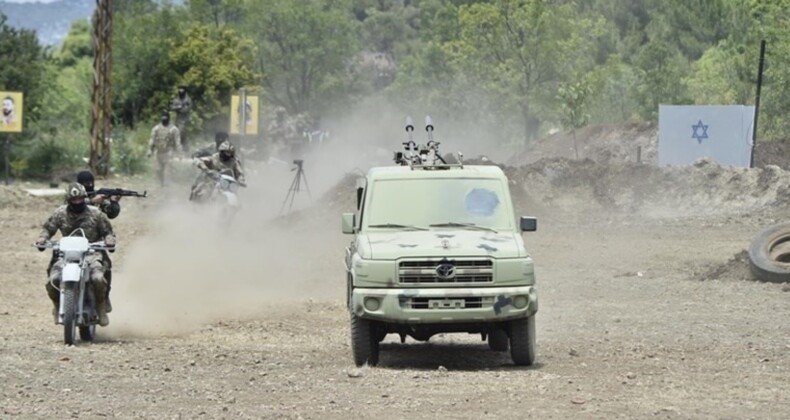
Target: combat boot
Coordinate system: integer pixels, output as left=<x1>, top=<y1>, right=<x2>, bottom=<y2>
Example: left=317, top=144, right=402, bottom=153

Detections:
left=96, top=303, right=110, bottom=327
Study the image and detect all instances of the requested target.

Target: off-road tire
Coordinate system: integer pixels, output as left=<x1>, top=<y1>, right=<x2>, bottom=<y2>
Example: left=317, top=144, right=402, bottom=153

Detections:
left=510, top=315, right=536, bottom=366
left=351, top=313, right=379, bottom=366
left=63, top=285, right=76, bottom=346
left=749, top=222, right=790, bottom=283
left=79, top=325, right=95, bottom=342
left=488, top=329, right=509, bottom=352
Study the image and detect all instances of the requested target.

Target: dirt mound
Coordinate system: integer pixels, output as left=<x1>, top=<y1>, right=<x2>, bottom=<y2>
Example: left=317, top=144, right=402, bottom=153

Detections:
left=506, top=157, right=790, bottom=219
left=509, top=122, right=790, bottom=170
left=509, top=122, right=657, bottom=166
left=695, top=250, right=753, bottom=282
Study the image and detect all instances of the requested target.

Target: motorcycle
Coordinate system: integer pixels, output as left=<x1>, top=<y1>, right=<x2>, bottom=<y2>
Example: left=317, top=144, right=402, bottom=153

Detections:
left=38, top=230, right=112, bottom=345
left=191, top=169, right=246, bottom=223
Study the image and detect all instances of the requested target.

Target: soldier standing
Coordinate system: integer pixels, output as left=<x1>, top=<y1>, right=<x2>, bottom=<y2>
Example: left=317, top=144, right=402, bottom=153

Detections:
left=170, top=86, right=192, bottom=149
left=148, top=112, right=182, bottom=186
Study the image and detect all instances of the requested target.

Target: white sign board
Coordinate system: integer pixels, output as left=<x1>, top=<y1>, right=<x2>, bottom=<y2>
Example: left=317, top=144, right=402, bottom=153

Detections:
left=658, top=105, right=754, bottom=167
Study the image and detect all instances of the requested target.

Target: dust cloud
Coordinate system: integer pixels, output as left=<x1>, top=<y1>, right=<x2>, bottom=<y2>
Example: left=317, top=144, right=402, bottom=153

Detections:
left=105, top=99, right=519, bottom=337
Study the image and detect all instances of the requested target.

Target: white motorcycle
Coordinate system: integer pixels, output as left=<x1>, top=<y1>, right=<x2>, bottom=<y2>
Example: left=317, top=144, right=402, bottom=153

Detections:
left=38, top=230, right=112, bottom=345
left=199, top=170, right=245, bottom=223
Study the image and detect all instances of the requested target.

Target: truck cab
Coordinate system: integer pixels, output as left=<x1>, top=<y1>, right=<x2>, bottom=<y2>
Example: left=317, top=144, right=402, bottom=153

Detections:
left=342, top=154, right=538, bottom=366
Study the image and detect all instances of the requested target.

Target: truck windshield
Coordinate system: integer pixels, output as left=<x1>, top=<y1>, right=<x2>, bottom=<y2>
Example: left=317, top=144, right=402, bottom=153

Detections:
left=365, top=178, right=512, bottom=231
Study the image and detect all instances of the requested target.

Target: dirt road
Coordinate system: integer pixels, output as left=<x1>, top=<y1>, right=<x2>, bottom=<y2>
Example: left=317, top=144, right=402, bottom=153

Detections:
left=1, top=174, right=789, bottom=419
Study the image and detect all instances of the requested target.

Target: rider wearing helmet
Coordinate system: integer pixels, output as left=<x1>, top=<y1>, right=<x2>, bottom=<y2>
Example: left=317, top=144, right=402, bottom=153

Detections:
left=189, top=140, right=246, bottom=201
left=35, top=183, right=116, bottom=326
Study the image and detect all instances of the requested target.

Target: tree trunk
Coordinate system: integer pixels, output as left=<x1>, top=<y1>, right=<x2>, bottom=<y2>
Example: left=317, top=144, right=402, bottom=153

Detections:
left=522, top=102, right=531, bottom=148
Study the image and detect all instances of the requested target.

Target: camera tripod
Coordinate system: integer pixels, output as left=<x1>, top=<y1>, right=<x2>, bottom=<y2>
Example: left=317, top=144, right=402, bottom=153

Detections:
left=280, top=159, right=312, bottom=214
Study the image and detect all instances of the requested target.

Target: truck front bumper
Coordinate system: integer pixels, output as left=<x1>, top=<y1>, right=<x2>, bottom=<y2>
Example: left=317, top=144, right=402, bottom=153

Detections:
left=351, top=286, right=537, bottom=324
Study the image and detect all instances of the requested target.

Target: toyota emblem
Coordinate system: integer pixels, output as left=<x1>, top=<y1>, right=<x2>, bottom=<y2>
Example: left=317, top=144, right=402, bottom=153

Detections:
left=435, top=263, right=456, bottom=280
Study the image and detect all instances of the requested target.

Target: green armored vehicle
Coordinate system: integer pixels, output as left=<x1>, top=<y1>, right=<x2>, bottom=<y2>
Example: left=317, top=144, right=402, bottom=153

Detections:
left=342, top=117, right=538, bottom=366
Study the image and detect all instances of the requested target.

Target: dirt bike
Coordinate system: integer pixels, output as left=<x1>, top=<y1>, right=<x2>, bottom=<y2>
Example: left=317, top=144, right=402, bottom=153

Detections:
left=191, top=169, right=246, bottom=224
left=37, top=230, right=112, bottom=345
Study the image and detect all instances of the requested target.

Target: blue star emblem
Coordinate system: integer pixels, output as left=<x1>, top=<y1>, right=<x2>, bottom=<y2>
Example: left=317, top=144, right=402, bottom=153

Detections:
left=691, top=119, right=709, bottom=144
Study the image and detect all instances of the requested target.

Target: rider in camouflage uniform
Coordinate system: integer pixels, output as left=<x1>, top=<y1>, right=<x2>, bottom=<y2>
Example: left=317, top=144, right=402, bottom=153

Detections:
left=148, top=112, right=182, bottom=186
left=189, top=141, right=246, bottom=201
left=35, top=183, right=116, bottom=327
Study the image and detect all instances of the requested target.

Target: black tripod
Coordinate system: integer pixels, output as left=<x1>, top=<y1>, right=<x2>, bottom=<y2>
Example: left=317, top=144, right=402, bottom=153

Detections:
left=280, top=159, right=312, bottom=213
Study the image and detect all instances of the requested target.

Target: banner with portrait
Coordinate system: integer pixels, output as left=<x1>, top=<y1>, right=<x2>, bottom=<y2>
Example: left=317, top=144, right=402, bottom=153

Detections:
left=0, top=91, right=23, bottom=133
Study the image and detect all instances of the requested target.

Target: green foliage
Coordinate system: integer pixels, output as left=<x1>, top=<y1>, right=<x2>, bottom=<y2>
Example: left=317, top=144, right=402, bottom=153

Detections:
left=241, top=0, right=360, bottom=114
left=111, top=127, right=150, bottom=175
left=21, top=133, right=86, bottom=178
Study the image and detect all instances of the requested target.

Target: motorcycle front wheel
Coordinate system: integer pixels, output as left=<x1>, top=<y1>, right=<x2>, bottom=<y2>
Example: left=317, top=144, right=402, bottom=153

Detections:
left=62, top=284, right=77, bottom=345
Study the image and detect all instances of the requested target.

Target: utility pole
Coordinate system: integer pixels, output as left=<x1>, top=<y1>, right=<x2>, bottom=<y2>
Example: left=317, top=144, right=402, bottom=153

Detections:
left=90, top=0, right=113, bottom=176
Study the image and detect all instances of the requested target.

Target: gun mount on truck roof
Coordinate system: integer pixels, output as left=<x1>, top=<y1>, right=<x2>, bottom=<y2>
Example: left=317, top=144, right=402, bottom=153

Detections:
left=394, top=116, right=464, bottom=169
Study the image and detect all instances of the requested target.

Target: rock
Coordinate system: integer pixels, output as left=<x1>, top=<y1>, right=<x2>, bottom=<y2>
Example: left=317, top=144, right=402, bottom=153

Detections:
left=437, top=365, right=448, bottom=372
left=347, top=368, right=364, bottom=378
left=571, top=398, right=586, bottom=405
left=626, top=372, right=636, bottom=380
left=569, top=348, right=579, bottom=357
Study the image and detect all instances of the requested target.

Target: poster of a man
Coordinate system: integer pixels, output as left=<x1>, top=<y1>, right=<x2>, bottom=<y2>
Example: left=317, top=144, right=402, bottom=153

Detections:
left=0, top=92, right=23, bottom=133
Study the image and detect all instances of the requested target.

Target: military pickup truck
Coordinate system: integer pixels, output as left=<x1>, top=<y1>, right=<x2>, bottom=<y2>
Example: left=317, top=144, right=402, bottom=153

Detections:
left=342, top=118, right=538, bottom=366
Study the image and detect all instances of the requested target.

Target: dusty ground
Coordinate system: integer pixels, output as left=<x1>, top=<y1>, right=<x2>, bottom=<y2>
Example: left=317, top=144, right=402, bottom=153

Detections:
left=1, top=154, right=790, bottom=419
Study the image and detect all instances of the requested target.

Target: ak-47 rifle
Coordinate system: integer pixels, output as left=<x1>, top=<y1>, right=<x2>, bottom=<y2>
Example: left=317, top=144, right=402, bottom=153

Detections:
left=93, top=188, right=148, bottom=198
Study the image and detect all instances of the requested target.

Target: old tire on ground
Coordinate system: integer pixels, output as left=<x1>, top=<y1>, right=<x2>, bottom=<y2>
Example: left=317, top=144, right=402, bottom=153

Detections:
left=351, top=313, right=379, bottom=366
left=509, top=315, right=536, bottom=366
left=488, top=329, right=509, bottom=352
left=63, top=284, right=76, bottom=346
left=749, top=222, right=790, bottom=283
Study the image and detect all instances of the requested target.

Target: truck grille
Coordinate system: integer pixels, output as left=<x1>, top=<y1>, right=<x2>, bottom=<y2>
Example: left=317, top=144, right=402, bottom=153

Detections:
left=398, top=259, right=494, bottom=284
left=406, top=296, right=495, bottom=310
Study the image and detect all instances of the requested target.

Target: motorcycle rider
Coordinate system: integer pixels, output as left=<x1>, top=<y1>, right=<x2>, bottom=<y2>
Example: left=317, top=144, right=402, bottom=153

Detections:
left=76, top=170, right=120, bottom=313
left=36, top=183, right=116, bottom=327
left=77, top=170, right=121, bottom=219
left=191, top=131, right=230, bottom=159
left=189, top=141, right=246, bottom=201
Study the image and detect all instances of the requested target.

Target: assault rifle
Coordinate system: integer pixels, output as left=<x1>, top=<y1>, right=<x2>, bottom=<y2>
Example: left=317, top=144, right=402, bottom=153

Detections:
left=93, top=188, right=148, bottom=198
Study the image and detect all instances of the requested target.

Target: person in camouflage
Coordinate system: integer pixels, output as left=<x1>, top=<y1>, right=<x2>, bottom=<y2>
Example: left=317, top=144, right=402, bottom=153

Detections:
left=148, top=112, right=182, bottom=186
left=35, top=183, right=116, bottom=327
left=189, top=141, right=246, bottom=202
left=170, top=86, right=192, bottom=149
left=77, top=170, right=121, bottom=219
left=75, top=170, right=120, bottom=313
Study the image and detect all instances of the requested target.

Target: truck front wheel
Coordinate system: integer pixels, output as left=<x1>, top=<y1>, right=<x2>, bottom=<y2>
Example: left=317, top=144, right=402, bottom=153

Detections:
left=509, top=315, right=536, bottom=366
left=351, top=313, right=379, bottom=366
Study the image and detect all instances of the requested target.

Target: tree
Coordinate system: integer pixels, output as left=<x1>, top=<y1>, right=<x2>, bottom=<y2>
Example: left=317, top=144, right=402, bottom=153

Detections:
left=241, top=0, right=360, bottom=114
left=558, top=78, right=593, bottom=159
left=449, top=0, right=603, bottom=144
left=167, top=24, right=258, bottom=126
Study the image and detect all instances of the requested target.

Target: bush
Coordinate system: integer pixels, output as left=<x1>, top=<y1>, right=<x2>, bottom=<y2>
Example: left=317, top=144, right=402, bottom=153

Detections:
left=21, top=133, right=86, bottom=179
left=112, top=127, right=150, bottom=175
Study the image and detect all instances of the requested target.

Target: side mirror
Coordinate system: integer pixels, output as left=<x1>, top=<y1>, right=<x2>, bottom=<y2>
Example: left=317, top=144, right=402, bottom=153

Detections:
left=342, top=213, right=356, bottom=234
left=520, top=216, right=537, bottom=232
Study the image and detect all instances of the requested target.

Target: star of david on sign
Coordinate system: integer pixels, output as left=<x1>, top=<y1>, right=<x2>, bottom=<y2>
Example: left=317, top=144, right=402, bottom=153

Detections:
left=691, top=119, right=709, bottom=144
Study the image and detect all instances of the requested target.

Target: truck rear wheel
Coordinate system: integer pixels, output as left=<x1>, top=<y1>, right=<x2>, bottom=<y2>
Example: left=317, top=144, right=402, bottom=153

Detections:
left=350, top=313, right=379, bottom=366
left=509, top=315, right=536, bottom=366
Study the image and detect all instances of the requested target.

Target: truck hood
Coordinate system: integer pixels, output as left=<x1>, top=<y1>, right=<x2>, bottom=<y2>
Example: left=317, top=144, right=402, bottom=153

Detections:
left=361, top=230, right=525, bottom=260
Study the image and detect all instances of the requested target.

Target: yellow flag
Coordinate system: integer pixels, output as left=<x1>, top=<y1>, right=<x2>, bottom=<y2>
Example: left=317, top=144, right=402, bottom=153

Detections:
left=230, top=95, right=259, bottom=135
